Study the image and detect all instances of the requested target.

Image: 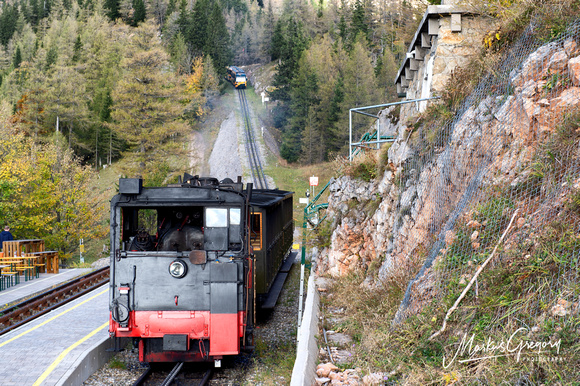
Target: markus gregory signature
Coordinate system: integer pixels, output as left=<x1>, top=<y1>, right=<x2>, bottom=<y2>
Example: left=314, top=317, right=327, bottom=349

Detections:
left=443, top=327, right=562, bottom=368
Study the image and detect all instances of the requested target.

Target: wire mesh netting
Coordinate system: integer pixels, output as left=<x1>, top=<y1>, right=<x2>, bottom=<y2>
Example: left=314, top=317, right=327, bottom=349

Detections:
left=387, top=20, right=580, bottom=329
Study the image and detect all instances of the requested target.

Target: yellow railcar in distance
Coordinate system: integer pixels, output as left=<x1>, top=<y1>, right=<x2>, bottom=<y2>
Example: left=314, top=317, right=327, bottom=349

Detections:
left=226, top=66, right=247, bottom=89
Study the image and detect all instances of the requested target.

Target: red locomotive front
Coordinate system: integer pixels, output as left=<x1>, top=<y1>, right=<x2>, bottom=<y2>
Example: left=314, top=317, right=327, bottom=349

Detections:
left=108, top=175, right=254, bottom=365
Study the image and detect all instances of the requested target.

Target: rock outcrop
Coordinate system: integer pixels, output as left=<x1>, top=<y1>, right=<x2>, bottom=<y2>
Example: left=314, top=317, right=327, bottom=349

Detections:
left=317, top=30, right=580, bottom=318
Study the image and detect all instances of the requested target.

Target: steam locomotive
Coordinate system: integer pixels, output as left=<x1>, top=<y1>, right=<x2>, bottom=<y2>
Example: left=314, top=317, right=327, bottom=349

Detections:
left=108, top=174, right=293, bottom=364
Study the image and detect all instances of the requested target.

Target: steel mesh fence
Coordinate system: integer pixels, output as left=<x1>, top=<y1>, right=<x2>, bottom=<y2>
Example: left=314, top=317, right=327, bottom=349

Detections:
left=391, top=19, right=580, bottom=328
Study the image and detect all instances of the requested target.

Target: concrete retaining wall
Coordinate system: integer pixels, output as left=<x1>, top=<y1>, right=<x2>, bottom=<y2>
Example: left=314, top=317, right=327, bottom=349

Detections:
left=290, top=273, right=319, bottom=386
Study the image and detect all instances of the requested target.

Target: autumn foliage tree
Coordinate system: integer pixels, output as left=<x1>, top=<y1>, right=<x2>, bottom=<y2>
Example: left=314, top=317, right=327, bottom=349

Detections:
left=184, top=55, right=219, bottom=118
left=109, top=21, right=189, bottom=182
left=0, top=101, right=107, bottom=259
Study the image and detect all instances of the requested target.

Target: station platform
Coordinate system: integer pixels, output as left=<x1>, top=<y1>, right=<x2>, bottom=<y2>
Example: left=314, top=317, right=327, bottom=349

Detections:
left=0, top=268, right=117, bottom=385
left=0, top=268, right=93, bottom=309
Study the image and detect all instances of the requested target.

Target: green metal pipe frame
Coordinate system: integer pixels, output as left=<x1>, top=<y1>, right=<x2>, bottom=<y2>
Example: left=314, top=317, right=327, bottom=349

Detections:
left=297, top=180, right=331, bottom=334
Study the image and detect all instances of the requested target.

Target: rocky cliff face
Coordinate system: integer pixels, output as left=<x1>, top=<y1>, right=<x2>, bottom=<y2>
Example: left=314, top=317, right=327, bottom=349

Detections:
left=317, top=28, right=580, bottom=317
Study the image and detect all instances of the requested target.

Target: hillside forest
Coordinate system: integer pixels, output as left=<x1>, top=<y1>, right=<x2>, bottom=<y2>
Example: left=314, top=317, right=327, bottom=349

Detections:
left=0, top=0, right=426, bottom=258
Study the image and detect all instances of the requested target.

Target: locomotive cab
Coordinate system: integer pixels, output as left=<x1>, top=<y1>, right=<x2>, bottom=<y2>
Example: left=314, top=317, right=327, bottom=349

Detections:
left=119, top=205, right=243, bottom=254
left=109, top=175, right=254, bottom=363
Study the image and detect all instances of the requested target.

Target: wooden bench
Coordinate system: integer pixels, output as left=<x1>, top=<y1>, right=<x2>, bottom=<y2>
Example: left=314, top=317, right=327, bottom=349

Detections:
left=0, top=273, right=13, bottom=290
left=15, top=266, right=36, bottom=281
left=23, top=251, right=59, bottom=274
left=2, top=239, right=45, bottom=258
left=0, top=263, right=18, bottom=288
left=0, top=271, right=19, bottom=287
left=0, top=260, right=23, bottom=286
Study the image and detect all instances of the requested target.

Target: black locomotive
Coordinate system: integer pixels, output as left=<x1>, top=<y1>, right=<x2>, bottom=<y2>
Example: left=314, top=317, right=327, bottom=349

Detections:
left=108, top=174, right=293, bottom=364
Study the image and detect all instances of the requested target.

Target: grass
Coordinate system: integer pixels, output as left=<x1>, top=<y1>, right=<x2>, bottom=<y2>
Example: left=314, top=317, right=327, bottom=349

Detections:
left=321, top=233, right=580, bottom=383
left=252, top=339, right=297, bottom=385
left=264, top=158, right=335, bottom=229
left=108, top=355, right=127, bottom=370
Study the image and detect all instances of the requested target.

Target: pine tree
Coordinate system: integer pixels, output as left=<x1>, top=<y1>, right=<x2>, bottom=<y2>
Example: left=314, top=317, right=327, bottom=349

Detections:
left=132, top=0, right=146, bottom=26
left=270, top=17, right=309, bottom=102
left=270, top=19, right=284, bottom=61
left=337, top=14, right=348, bottom=43
left=169, top=32, right=188, bottom=74
left=328, top=76, right=345, bottom=153
left=376, top=47, right=399, bottom=101
left=110, top=21, right=189, bottom=179
left=283, top=56, right=319, bottom=163
left=28, top=0, right=40, bottom=27
left=166, top=0, right=177, bottom=17
left=45, top=45, right=58, bottom=70
left=337, top=37, right=378, bottom=153
left=0, top=3, right=19, bottom=46
left=260, top=0, right=275, bottom=61
left=104, top=0, right=121, bottom=21
left=177, top=0, right=189, bottom=34
left=350, top=0, right=368, bottom=43
left=72, top=35, right=82, bottom=63
left=189, top=0, right=210, bottom=54
left=13, top=46, right=22, bottom=68
left=206, top=1, right=231, bottom=76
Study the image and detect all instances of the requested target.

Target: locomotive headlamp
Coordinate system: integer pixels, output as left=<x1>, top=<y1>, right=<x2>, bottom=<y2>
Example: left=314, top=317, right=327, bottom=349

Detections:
left=169, top=260, right=188, bottom=278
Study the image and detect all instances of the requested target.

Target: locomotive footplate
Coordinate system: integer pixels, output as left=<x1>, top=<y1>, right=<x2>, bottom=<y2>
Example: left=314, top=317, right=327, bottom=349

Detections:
left=163, top=334, right=188, bottom=351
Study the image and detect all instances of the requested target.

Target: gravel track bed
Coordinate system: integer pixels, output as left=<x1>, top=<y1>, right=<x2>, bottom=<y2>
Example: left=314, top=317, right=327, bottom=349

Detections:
left=209, top=111, right=243, bottom=180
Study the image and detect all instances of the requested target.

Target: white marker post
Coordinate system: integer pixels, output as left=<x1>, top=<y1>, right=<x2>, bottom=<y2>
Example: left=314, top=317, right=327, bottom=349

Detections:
left=80, top=238, right=85, bottom=264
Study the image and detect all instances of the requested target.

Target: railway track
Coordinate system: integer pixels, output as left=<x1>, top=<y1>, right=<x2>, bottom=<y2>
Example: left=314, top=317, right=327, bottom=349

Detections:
left=237, top=88, right=269, bottom=189
left=133, top=362, right=212, bottom=386
left=0, top=266, right=110, bottom=335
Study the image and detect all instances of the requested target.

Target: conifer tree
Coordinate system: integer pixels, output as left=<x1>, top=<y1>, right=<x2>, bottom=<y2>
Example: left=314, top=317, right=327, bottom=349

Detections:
left=169, top=32, right=188, bottom=74
left=132, top=0, right=146, bottom=26
left=72, top=35, right=82, bottom=63
left=350, top=0, right=368, bottom=43
left=13, top=46, right=22, bottom=68
left=104, top=0, right=121, bottom=21
left=270, top=19, right=284, bottom=61
left=190, top=0, right=210, bottom=54
left=270, top=17, right=309, bottom=102
left=282, top=56, right=319, bottom=163
left=206, top=1, right=231, bottom=75
left=0, top=3, right=19, bottom=46
left=109, top=21, right=188, bottom=179
left=336, top=36, right=378, bottom=152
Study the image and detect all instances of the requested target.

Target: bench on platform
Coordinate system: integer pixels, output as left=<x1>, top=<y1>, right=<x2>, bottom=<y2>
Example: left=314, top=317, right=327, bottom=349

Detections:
left=23, top=251, right=59, bottom=274
left=2, top=239, right=45, bottom=258
left=15, top=265, right=36, bottom=281
left=0, top=272, right=19, bottom=289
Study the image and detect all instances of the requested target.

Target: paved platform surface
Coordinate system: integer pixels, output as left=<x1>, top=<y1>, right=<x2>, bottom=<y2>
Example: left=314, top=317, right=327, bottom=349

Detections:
left=0, top=268, right=93, bottom=309
left=0, top=284, right=109, bottom=385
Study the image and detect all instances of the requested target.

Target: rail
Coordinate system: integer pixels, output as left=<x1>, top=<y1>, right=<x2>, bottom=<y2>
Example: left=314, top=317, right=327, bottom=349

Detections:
left=237, top=88, right=269, bottom=189
left=133, top=363, right=212, bottom=386
left=0, top=266, right=110, bottom=335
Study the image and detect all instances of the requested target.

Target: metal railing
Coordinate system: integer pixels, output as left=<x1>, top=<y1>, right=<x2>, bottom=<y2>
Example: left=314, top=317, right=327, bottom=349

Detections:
left=349, top=97, right=440, bottom=161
